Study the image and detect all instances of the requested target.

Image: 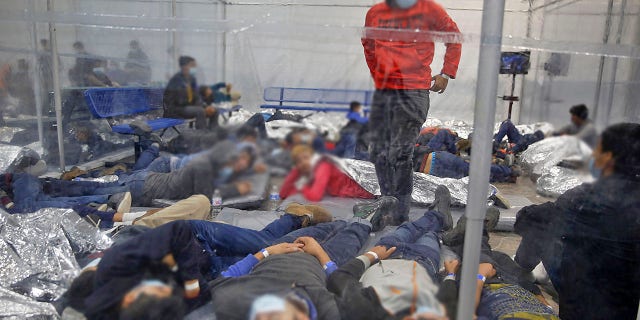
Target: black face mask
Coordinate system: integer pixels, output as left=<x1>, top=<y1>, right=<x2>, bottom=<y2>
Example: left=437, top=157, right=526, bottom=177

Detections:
left=385, top=0, right=418, bottom=9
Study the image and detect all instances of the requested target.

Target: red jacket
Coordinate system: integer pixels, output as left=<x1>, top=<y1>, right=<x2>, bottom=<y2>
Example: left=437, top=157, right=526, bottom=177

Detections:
left=280, top=160, right=374, bottom=202
left=362, top=0, right=462, bottom=89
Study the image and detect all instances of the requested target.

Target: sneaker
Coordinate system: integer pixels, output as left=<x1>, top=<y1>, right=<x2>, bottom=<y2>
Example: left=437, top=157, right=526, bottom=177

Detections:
left=60, top=166, right=87, bottom=180
left=490, top=193, right=511, bottom=209
left=87, top=202, right=109, bottom=212
left=510, top=164, right=522, bottom=177
left=284, top=203, right=333, bottom=227
left=100, top=163, right=128, bottom=176
left=352, top=196, right=399, bottom=220
left=109, top=192, right=132, bottom=213
left=429, top=185, right=452, bottom=231
left=129, top=120, right=152, bottom=135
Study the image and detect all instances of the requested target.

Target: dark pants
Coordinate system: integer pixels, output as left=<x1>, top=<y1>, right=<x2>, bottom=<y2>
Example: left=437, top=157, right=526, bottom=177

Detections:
left=243, top=113, right=268, bottom=139
left=494, top=120, right=544, bottom=153
left=426, top=130, right=458, bottom=154
left=167, top=105, right=208, bottom=130
left=430, top=151, right=513, bottom=183
left=276, top=219, right=371, bottom=266
left=369, top=89, right=430, bottom=221
left=377, top=211, right=444, bottom=279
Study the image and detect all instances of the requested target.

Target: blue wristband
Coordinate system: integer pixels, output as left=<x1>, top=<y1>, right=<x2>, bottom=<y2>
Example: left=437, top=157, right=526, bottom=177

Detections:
left=323, top=261, right=337, bottom=270
left=477, top=274, right=486, bottom=282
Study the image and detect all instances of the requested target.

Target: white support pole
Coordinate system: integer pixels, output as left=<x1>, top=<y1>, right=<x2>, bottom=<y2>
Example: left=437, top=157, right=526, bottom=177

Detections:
left=47, top=0, right=66, bottom=170
left=456, top=1, right=505, bottom=320
left=29, top=0, right=45, bottom=148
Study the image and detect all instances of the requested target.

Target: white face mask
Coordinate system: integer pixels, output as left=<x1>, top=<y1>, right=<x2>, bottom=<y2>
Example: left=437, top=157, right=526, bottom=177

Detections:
left=93, top=67, right=105, bottom=74
left=189, top=67, right=198, bottom=76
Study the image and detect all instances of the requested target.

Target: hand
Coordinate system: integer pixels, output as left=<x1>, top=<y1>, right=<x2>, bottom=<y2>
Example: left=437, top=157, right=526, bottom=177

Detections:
left=430, top=74, right=449, bottom=94
left=295, top=236, right=322, bottom=255
left=184, top=279, right=200, bottom=299
left=225, top=83, right=232, bottom=93
left=235, top=181, right=252, bottom=195
left=161, top=253, right=176, bottom=269
left=444, top=259, right=460, bottom=274
left=253, top=162, right=267, bottom=173
left=478, top=263, right=496, bottom=278
left=365, top=246, right=396, bottom=263
left=264, top=242, right=304, bottom=256
left=205, top=106, right=217, bottom=117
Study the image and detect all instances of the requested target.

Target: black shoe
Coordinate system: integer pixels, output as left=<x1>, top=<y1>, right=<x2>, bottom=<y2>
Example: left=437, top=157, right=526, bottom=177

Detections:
left=129, top=120, right=152, bottom=135
left=429, top=185, right=452, bottom=231
left=353, top=196, right=398, bottom=220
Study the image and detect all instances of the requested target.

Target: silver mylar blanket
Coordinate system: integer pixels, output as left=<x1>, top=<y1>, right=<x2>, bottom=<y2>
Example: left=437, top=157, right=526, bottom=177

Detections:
left=330, top=157, right=496, bottom=206
left=0, top=286, right=59, bottom=319
left=519, top=136, right=592, bottom=177
left=0, top=208, right=111, bottom=302
left=536, top=166, right=594, bottom=198
left=0, top=145, right=27, bottom=174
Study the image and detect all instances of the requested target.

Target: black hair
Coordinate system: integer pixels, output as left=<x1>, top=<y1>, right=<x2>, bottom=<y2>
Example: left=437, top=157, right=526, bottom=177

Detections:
left=119, top=293, right=185, bottom=320
left=349, top=101, right=362, bottom=112
left=600, top=122, right=640, bottom=178
left=569, top=104, right=588, bottom=120
left=237, top=125, right=258, bottom=140
left=198, top=85, right=211, bottom=98
left=178, top=56, right=195, bottom=67
left=284, top=128, right=307, bottom=145
left=72, top=41, right=84, bottom=50
left=66, top=270, right=96, bottom=312
left=129, top=40, right=139, bottom=48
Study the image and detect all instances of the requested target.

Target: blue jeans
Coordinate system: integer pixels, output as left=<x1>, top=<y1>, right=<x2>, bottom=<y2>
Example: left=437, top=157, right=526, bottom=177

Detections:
left=118, top=171, right=148, bottom=205
left=430, top=152, right=513, bottom=183
left=188, top=214, right=304, bottom=276
left=133, top=144, right=160, bottom=171
left=377, top=211, right=444, bottom=279
left=275, top=219, right=372, bottom=266
left=494, top=120, right=544, bottom=153
left=427, top=129, right=457, bottom=154
left=370, top=89, right=430, bottom=220
left=334, top=132, right=357, bottom=159
left=11, top=174, right=127, bottom=213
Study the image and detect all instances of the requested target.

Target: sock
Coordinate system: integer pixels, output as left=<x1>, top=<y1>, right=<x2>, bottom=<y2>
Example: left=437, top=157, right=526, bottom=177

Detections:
left=122, top=211, right=147, bottom=222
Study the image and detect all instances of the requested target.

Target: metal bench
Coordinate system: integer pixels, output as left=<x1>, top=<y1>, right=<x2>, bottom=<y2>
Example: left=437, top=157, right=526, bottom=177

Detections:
left=259, top=87, right=374, bottom=114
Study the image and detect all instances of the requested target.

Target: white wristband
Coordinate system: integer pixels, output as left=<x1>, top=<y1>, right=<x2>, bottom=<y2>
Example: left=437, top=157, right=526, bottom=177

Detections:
left=261, top=248, right=269, bottom=258
left=184, top=281, right=199, bottom=291
left=366, top=251, right=379, bottom=261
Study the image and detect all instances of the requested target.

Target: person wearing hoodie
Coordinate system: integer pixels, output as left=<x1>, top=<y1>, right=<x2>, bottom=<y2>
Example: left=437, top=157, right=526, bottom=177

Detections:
left=279, top=145, right=374, bottom=202
left=119, top=140, right=256, bottom=206
left=363, top=0, right=462, bottom=225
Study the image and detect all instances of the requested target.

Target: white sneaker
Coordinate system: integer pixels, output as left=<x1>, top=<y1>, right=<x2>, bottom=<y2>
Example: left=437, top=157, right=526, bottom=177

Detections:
left=117, top=192, right=132, bottom=214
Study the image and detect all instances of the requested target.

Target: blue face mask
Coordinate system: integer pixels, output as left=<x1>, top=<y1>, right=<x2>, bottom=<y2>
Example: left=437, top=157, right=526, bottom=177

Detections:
left=386, top=0, right=417, bottom=9
left=189, top=67, right=198, bottom=76
left=140, top=279, right=167, bottom=287
left=588, top=157, right=601, bottom=179
left=218, top=166, right=233, bottom=183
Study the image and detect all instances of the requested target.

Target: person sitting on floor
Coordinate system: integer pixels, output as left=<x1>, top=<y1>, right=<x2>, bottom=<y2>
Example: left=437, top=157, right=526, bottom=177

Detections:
left=418, top=151, right=521, bottom=183
left=493, top=119, right=545, bottom=155
left=551, top=104, right=597, bottom=148
left=513, top=122, right=640, bottom=320
left=333, top=101, right=371, bottom=160
left=62, top=204, right=334, bottom=319
left=163, top=56, right=216, bottom=130
left=280, top=144, right=375, bottom=202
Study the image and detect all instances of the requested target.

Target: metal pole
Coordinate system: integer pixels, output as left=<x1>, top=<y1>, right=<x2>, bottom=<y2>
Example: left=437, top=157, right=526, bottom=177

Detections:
left=593, top=0, right=615, bottom=127
left=172, top=0, right=179, bottom=68
left=604, top=0, right=627, bottom=127
left=47, top=0, right=66, bottom=170
left=29, top=0, right=45, bottom=147
left=456, top=1, right=505, bottom=319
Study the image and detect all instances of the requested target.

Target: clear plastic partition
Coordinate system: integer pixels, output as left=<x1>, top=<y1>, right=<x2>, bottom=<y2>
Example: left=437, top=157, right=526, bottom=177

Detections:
left=0, top=0, right=638, bottom=319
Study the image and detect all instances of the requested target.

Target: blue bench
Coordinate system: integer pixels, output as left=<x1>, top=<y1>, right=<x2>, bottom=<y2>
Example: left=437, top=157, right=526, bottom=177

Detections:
left=259, top=87, right=374, bottom=114
left=83, top=87, right=185, bottom=135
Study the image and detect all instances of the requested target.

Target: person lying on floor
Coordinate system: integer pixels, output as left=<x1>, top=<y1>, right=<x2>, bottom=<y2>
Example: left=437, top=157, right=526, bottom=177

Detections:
left=326, top=186, right=455, bottom=320
left=441, top=206, right=557, bottom=319
left=115, top=140, right=256, bottom=207
left=73, top=194, right=210, bottom=229
left=492, top=119, right=545, bottom=155
left=417, top=150, right=521, bottom=183
left=512, top=122, right=640, bottom=320
left=62, top=203, right=334, bottom=320
left=209, top=206, right=388, bottom=320
left=0, top=172, right=131, bottom=213
left=280, top=144, right=375, bottom=202
left=413, top=127, right=461, bottom=171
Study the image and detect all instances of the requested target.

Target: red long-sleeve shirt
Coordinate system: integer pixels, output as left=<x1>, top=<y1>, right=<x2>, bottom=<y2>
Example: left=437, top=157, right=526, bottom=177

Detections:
left=280, top=160, right=374, bottom=202
left=362, top=0, right=462, bottom=89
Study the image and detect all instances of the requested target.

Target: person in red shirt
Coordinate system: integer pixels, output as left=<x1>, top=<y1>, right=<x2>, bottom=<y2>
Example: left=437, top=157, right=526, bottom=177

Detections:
left=280, top=145, right=374, bottom=202
left=362, top=0, right=461, bottom=225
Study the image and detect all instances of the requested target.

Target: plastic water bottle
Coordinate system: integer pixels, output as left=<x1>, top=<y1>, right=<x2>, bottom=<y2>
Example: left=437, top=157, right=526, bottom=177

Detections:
left=267, top=185, right=280, bottom=211
left=210, top=189, right=222, bottom=220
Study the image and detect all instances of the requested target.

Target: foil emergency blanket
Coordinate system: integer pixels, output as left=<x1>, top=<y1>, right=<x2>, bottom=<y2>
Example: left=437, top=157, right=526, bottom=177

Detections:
left=0, top=286, right=59, bottom=319
left=536, top=166, right=594, bottom=198
left=0, top=208, right=111, bottom=302
left=519, top=136, right=592, bottom=177
left=0, top=145, right=29, bottom=173
left=0, top=127, right=24, bottom=143
left=332, top=157, right=496, bottom=206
